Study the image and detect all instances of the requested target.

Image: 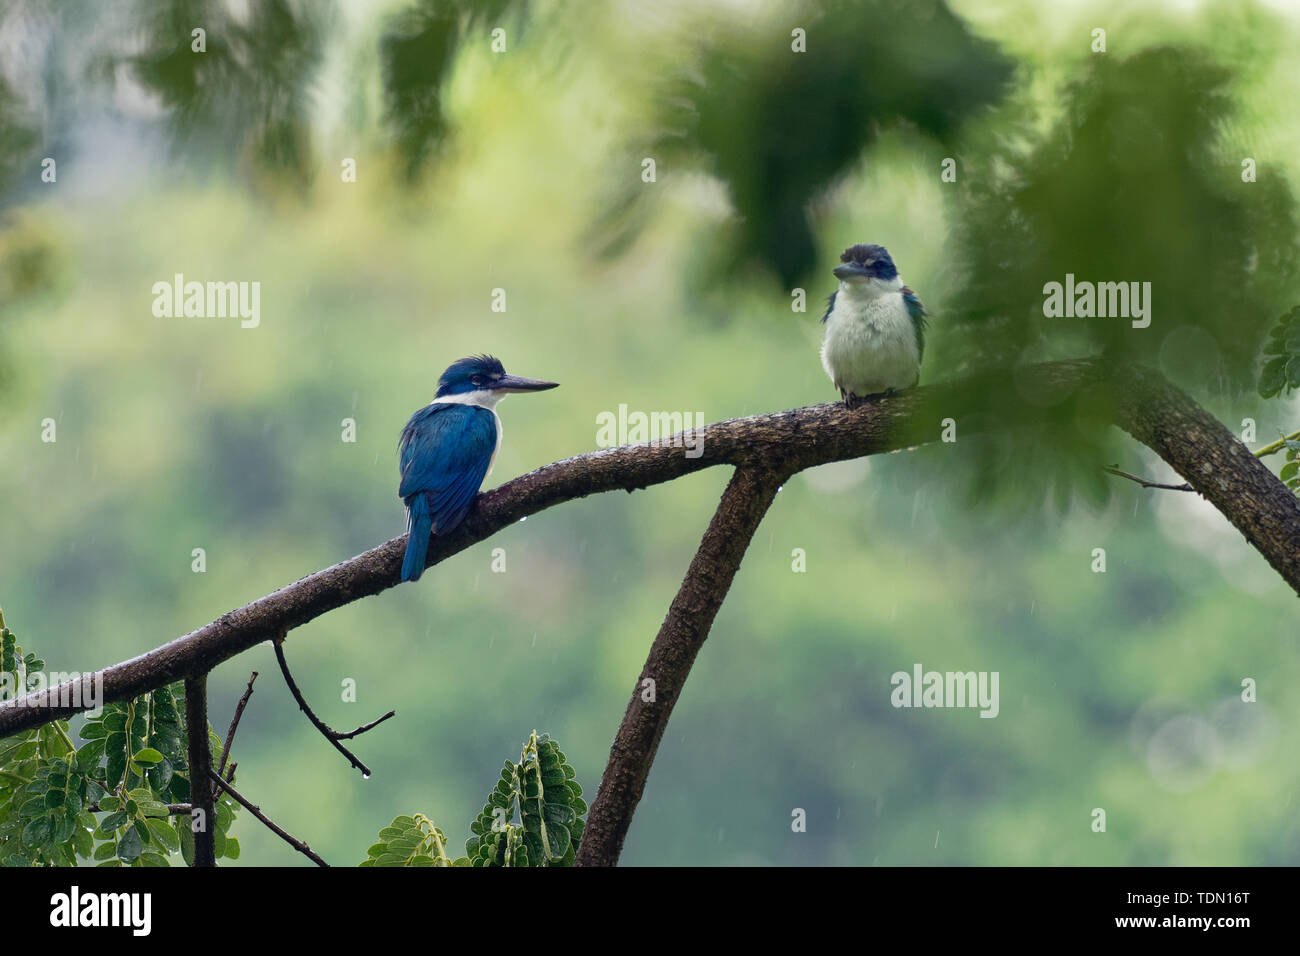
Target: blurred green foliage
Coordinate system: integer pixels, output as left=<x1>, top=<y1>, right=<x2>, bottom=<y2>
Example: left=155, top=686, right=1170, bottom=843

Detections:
left=0, top=0, right=1297, bottom=866
left=596, top=0, right=1013, bottom=289
left=123, top=0, right=328, bottom=186
left=380, top=0, right=530, bottom=180
left=932, top=45, right=1299, bottom=509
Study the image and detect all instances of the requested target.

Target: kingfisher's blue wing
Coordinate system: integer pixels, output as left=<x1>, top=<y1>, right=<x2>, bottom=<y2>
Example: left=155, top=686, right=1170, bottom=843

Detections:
left=820, top=289, right=837, bottom=324
left=398, top=403, right=497, bottom=534
left=901, top=286, right=928, bottom=363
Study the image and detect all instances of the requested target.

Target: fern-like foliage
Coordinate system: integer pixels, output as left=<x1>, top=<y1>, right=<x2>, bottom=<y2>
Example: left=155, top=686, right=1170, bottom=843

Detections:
left=0, top=608, right=239, bottom=866
left=362, top=731, right=586, bottom=867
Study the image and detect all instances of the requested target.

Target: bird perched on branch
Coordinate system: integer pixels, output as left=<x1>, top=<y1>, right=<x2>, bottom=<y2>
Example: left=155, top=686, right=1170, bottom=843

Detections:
left=398, top=355, right=558, bottom=582
left=819, top=244, right=927, bottom=407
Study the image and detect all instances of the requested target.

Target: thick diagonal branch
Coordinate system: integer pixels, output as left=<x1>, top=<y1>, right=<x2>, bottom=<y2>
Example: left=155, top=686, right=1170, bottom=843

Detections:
left=574, top=465, right=787, bottom=867
left=1107, top=371, right=1300, bottom=588
left=2, top=360, right=1297, bottom=740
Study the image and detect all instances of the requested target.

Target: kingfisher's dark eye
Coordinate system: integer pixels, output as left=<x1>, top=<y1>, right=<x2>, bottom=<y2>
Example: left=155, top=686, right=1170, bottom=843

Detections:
left=471, top=375, right=485, bottom=386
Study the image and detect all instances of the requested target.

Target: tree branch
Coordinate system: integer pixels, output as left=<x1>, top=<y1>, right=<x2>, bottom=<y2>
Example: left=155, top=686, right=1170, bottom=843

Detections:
left=1105, top=368, right=1300, bottom=588
left=574, top=465, right=787, bottom=867
left=1103, top=465, right=1193, bottom=491
left=209, top=771, right=329, bottom=867
left=184, top=674, right=216, bottom=867
left=2, top=359, right=1297, bottom=742
left=273, top=635, right=393, bottom=777
left=215, top=671, right=256, bottom=784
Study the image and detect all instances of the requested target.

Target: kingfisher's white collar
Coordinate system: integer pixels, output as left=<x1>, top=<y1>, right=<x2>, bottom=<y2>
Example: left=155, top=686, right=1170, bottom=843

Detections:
left=431, top=389, right=506, bottom=410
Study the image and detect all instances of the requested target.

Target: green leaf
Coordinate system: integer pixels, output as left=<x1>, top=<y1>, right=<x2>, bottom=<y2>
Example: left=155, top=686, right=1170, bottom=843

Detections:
left=117, top=827, right=143, bottom=862
left=146, top=817, right=180, bottom=852
left=53, top=811, right=77, bottom=845
left=75, top=740, right=106, bottom=773
left=102, top=712, right=127, bottom=733
left=79, top=721, right=109, bottom=741
left=147, top=758, right=175, bottom=791
left=21, top=817, right=51, bottom=846
left=1260, top=357, right=1288, bottom=398
left=131, top=748, right=164, bottom=765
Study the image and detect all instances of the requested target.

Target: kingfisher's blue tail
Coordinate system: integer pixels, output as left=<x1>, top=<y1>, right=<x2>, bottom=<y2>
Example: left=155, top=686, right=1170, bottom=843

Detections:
left=402, top=497, right=432, bottom=582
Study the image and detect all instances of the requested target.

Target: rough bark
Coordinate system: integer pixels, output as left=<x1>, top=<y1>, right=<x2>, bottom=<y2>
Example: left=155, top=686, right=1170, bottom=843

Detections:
left=184, top=674, right=216, bottom=867
left=574, top=466, right=788, bottom=867
left=0, top=359, right=1296, bottom=753
left=1107, top=366, right=1300, bottom=589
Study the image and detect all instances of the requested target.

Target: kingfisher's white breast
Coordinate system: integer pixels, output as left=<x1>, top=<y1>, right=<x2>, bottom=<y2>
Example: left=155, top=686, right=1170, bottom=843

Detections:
left=820, top=278, right=920, bottom=397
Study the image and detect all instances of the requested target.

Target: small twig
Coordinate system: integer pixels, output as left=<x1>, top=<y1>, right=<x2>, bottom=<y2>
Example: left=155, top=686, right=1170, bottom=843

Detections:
left=216, top=671, right=257, bottom=783
left=184, top=674, right=216, bottom=867
left=209, top=770, right=329, bottom=867
left=87, top=802, right=191, bottom=815
left=1103, top=465, right=1193, bottom=492
left=272, top=633, right=394, bottom=778
left=1254, top=429, right=1300, bottom=458
left=333, top=712, right=396, bottom=741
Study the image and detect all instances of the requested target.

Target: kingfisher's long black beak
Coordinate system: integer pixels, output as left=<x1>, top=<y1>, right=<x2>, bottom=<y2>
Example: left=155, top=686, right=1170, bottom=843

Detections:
left=496, top=374, right=559, bottom=393
left=833, top=262, right=872, bottom=281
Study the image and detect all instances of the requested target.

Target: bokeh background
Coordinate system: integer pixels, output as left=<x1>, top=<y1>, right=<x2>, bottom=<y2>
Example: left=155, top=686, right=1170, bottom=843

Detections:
left=2, top=0, right=1299, bottom=865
